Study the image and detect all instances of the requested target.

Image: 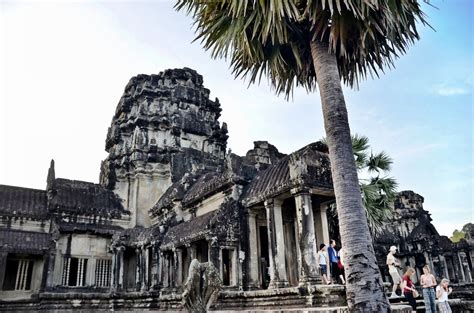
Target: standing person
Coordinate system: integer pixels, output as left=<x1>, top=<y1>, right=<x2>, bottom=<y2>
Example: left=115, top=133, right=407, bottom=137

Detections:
left=318, top=244, right=331, bottom=285
left=327, top=239, right=339, bottom=284
left=337, top=247, right=346, bottom=284
left=436, top=278, right=453, bottom=313
left=386, top=245, right=402, bottom=297
left=401, top=267, right=418, bottom=313
left=420, top=265, right=437, bottom=313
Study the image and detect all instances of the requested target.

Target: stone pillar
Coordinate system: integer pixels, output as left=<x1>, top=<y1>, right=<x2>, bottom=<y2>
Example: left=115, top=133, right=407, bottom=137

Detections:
left=141, top=247, right=149, bottom=291
left=162, top=253, right=169, bottom=288
left=457, top=252, right=466, bottom=282
left=0, top=251, right=8, bottom=290
left=314, top=202, right=330, bottom=247
left=264, top=198, right=288, bottom=288
left=135, top=248, right=142, bottom=290
left=150, top=245, right=158, bottom=289
left=439, top=255, right=450, bottom=280
left=110, top=248, right=117, bottom=291
left=190, top=244, right=197, bottom=260
left=175, top=248, right=183, bottom=287
left=157, top=250, right=163, bottom=289
left=209, top=239, right=220, bottom=272
left=292, top=188, right=320, bottom=284
left=246, top=210, right=260, bottom=289
left=44, top=250, right=56, bottom=290
left=118, top=246, right=125, bottom=289
left=465, top=250, right=473, bottom=282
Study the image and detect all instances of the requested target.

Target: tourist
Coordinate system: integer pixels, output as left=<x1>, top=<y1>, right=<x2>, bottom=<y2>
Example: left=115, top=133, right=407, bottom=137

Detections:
left=420, top=265, right=437, bottom=313
left=337, top=247, right=346, bottom=284
left=386, top=245, right=402, bottom=297
left=436, top=278, right=452, bottom=313
left=401, top=267, right=418, bottom=313
left=327, top=239, right=339, bottom=284
left=318, top=243, right=331, bottom=285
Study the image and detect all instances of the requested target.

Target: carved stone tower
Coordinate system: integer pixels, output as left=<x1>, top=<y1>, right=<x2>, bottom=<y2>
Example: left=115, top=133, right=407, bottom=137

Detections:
left=100, top=68, right=228, bottom=227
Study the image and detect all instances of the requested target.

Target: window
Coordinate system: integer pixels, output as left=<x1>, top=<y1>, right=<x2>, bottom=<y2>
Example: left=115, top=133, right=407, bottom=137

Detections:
left=2, top=258, right=34, bottom=291
left=95, top=259, right=112, bottom=287
left=62, top=257, right=88, bottom=287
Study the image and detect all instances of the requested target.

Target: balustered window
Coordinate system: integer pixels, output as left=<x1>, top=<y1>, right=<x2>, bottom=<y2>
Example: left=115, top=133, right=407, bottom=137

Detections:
left=62, top=257, right=88, bottom=287
left=2, top=258, right=34, bottom=291
left=94, top=259, right=112, bottom=287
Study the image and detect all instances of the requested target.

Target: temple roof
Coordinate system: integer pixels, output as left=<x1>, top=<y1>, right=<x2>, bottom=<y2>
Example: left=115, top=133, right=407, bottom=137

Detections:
left=0, top=185, right=48, bottom=220
left=161, top=211, right=216, bottom=249
left=242, top=142, right=333, bottom=206
left=0, top=229, right=51, bottom=254
left=182, top=171, right=233, bottom=206
left=56, top=221, right=123, bottom=236
left=49, top=178, right=128, bottom=218
left=112, top=224, right=165, bottom=247
left=242, top=157, right=290, bottom=206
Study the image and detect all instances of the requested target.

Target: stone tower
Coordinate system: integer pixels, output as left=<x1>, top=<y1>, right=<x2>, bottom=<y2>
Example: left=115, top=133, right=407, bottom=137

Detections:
left=100, top=68, right=228, bottom=227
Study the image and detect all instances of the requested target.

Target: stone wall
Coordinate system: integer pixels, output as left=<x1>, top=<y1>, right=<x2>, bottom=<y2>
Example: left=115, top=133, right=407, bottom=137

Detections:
left=100, top=68, right=228, bottom=228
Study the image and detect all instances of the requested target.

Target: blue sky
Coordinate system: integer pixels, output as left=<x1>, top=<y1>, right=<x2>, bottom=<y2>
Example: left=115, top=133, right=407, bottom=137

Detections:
left=0, top=0, right=472, bottom=236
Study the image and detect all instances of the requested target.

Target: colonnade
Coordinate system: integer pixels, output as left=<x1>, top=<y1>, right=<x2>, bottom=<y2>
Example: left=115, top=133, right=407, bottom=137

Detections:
left=247, top=188, right=331, bottom=289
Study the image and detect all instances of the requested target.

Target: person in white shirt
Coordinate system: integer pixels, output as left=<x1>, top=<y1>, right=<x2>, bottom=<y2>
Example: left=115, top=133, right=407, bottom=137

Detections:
left=318, top=243, right=330, bottom=285
left=386, top=245, right=402, bottom=298
left=436, top=278, right=452, bottom=313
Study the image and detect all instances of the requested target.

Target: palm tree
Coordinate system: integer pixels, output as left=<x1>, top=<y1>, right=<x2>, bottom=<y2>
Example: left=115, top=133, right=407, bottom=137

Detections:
left=176, top=1, right=429, bottom=310
left=326, top=134, right=398, bottom=238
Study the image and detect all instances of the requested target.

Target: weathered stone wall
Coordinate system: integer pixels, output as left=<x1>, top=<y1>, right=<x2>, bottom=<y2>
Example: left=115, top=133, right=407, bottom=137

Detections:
left=52, top=234, right=112, bottom=287
left=100, top=68, right=228, bottom=228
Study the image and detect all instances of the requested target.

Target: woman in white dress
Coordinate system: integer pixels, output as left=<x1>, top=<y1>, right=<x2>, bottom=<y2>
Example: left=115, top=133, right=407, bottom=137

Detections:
left=436, top=278, right=452, bottom=313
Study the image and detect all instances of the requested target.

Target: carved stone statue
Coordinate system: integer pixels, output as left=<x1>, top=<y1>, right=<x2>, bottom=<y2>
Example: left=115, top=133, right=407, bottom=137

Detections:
left=182, top=259, right=222, bottom=313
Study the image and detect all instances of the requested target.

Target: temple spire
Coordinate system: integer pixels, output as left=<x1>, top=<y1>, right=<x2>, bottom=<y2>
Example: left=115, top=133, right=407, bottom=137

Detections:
left=47, top=159, right=55, bottom=189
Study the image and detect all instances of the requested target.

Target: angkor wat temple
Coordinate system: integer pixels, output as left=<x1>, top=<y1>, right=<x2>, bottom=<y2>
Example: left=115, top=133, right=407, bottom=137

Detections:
left=0, top=68, right=472, bottom=311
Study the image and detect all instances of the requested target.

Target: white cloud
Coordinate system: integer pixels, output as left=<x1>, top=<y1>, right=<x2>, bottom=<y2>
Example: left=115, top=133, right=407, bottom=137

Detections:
left=433, top=85, right=469, bottom=96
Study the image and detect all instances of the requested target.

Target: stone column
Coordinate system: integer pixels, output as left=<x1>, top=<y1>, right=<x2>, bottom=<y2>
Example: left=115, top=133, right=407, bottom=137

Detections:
left=190, top=244, right=197, bottom=260
left=209, top=239, right=220, bottom=272
left=457, top=252, right=466, bottom=282
left=141, top=247, right=149, bottom=292
left=118, top=246, right=125, bottom=289
left=292, top=188, right=320, bottom=284
left=110, top=248, right=117, bottom=291
left=246, top=210, right=260, bottom=289
left=162, top=253, right=169, bottom=288
left=264, top=198, right=288, bottom=288
left=439, top=255, right=450, bottom=280
left=44, top=249, right=56, bottom=290
left=150, top=245, right=158, bottom=289
left=157, top=250, right=163, bottom=289
left=135, top=248, right=142, bottom=290
left=314, top=202, right=330, bottom=246
left=175, top=248, right=183, bottom=287
left=0, top=251, right=8, bottom=290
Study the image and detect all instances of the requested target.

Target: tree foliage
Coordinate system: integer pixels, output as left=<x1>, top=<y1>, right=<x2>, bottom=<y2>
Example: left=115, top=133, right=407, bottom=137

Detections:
left=325, top=134, right=398, bottom=237
left=450, top=229, right=465, bottom=243
left=176, top=0, right=429, bottom=97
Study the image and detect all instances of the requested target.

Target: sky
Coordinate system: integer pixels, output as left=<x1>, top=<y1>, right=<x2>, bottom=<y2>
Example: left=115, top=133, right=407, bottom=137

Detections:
left=0, top=0, right=472, bottom=237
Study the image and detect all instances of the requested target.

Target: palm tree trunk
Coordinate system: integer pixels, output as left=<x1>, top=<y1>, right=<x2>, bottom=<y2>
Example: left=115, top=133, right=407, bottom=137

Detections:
left=310, top=40, right=390, bottom=312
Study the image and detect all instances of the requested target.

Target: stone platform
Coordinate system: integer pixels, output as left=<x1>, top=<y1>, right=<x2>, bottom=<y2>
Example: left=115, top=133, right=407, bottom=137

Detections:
left=1, top=284, right=472, bottom=312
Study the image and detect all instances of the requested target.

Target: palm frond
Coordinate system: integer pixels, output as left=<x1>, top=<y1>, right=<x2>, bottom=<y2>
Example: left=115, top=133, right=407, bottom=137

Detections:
left=176, top=0, right=431, bottom=97
left=367, top=151, right=393, bottom=173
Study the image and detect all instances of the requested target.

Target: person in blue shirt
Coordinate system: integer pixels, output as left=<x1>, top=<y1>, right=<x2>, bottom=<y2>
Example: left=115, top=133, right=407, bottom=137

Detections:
left=327, top=239, right=340, bottom=284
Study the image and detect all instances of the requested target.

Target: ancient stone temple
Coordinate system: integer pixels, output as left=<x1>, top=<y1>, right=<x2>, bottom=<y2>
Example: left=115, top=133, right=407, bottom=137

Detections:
left=0, top=68, right=472, bottom=311
left=373, top=191, right=473, bottom=285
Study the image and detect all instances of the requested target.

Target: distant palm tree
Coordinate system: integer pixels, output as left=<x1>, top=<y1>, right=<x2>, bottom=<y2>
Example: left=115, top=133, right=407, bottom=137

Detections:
left=326, top=134, right=398, bottom=238
left=176, top=1, right=429, bottom=310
